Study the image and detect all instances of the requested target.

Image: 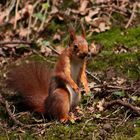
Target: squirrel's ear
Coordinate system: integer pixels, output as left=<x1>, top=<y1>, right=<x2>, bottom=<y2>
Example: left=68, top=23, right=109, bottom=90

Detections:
left=81, top=22, right=86, bottom=38
left=69, top=26, right=76, bottom=41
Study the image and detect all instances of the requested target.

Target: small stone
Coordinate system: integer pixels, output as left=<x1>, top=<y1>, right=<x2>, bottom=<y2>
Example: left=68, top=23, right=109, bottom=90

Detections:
left=99, top=129, right=106, bottom=137
left=103, top=123, right=112, bottom=132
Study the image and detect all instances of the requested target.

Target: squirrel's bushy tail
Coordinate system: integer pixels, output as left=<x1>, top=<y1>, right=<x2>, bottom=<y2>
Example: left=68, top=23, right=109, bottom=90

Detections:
left=6, top=62, right=51, bottom=113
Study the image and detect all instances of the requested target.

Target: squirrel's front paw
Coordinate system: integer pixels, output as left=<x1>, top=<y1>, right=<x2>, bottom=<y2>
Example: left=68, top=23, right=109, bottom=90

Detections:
left=74, top=87, right=80, bottom=94
left=71, top=84, right=80, bottom=94
left=85, top=87, right=91, bottom=96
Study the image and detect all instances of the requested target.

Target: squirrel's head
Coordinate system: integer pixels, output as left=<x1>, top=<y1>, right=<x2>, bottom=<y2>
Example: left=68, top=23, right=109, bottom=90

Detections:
left=68, top=26, right=89, bottom=59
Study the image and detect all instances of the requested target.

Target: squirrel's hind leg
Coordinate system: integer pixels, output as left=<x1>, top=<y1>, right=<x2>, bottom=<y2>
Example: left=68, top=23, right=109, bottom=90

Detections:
left=45, top=88, right=71, bottom=122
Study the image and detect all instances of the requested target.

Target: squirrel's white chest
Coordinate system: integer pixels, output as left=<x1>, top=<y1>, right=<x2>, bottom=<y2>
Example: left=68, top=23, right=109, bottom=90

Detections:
left=66, top=84, right=81, bottom=108
left=70, top=60, right=82, bottom=83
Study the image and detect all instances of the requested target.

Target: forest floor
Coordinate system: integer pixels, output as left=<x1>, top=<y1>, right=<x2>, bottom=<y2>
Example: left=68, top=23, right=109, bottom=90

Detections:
left=0, top=1, right=140, bottom=140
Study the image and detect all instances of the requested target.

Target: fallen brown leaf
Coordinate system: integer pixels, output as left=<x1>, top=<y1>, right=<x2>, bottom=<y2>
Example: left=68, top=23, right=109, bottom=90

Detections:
left=97, top=99, right=105, bottom=111
left=40, top=46, right=52, bottom=57
left=53, top=33, right=61, bottom=41
left=85, top=8, right=100, bottom=23
left=79, top=0, right=89, bottom=15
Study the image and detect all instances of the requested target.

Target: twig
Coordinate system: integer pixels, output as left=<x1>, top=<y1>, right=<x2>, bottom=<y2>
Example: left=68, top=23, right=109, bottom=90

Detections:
left=101, top=107, right=122, bottom=120
left=14, top=0, right=20, bottom=30
left=38, top=9, right=48, bottom=32
left=0, top=93, right=53, bottom=128
left=32, top=49, right=55, bottom=64
left=80, top=118, right=93, bottom=134
left=27, top=6, right=33, bottom=41
left=0, top=94, right=5, bottom=104
left=125, top=2, right=137, bottom=29
left=0, top=41, right=32, bottom=45
left=105, top=85, right=130, bottom=90
left=132, top=87, right=140, bottom=95
left=0, top=126, right=10, bottom=140
left=116, top=111, right=131, bottom=127
left=24, top=122, right=52, bottom=128
left=0, top=94, right=24, bottom=126
left=5, top=101, right=24, bottom=126
left=47, top=45, right=60, bottom=55
left=104, top=99, right=140, bottom=116
left=32, top=7, right=44, bottom=28
left=31, top=0, right=42, bottom=27
left=86, top=70, right=101, bottom=84
left=5, top=0, right=16, bottom=22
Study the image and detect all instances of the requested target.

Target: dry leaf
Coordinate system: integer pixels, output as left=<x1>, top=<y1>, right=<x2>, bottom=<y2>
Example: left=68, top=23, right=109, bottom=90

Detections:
left=99, top=22, right=110, bottom=32
left=87, top=106, right=94, bottom=113
left=40, top=46, right=52, bottom=57
left=90, top=42, right=102, bottom=56
left=75, top=106, right=84, bottom=114
left=25, top=4, right=33, bottom=15
left=53, top=33, right=61, bottom=41
left=88, top=82, right=95, bottom=89
left=52, top=0, right=62, bottom=6
left=97, top=99, right=105, bottom=111
left=0, top=48, right=4, bottom=56
left=18, top=28, right=30, bottom=37
left=85, top=8, right=99, bottom=23
left=116, top=77, right=126, bottom=85
left=96, top=0, right=111, bottom=4
left=90, top=17, right=110, bottom=32
left=137, top=2, right=140, bottom=8
left=0, top=11, right=6, bottom=25
left=90, top=42, right=97, bottom=55
left=55, top=45, right=64, bottom=54
left=79, top=0, right=89, bottom=14
left=10, top=4, right=33, bottom=24
left=50, top=6, right=58, bottom=14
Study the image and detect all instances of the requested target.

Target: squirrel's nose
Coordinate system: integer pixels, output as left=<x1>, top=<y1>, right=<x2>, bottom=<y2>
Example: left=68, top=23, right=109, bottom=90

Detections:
left=79, top=52, right=89, bottom=59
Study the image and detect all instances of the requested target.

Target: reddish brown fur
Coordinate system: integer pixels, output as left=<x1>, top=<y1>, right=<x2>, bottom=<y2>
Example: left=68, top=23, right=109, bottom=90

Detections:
left=45, top=88, right=70, bottom=122
left=7, top=62, right=51, bottom=113
left=7, top=28, right=90, bottom=122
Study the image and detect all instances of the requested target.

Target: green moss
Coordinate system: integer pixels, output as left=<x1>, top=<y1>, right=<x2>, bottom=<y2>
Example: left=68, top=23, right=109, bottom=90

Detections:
left=88, top=25, right=140, bottom=49
left=112, top=13, right=126, bottom=27
left=0, top=136, right=7, bottom=140
left=130, top=127, right=140, bottom=140
left=88, top=25, right=140, bottom=79
left=88, top=27, right=122, bottom=49
left=43, top=123, right=96, bottom=139
left=7, top=132, right=36, bottom=140
left=110, top=127, right=140, bottom=140
left=62, top=0, right=78, bottom=9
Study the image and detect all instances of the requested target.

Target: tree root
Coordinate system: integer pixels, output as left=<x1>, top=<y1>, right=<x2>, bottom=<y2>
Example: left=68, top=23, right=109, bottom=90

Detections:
left=103, top=99, right=140, bottom=116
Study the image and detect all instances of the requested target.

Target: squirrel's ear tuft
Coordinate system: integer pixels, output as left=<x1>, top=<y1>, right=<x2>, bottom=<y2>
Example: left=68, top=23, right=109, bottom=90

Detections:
left=69, top=26, right=76, bottom=41
left=81, top=22, right=86, bottom=38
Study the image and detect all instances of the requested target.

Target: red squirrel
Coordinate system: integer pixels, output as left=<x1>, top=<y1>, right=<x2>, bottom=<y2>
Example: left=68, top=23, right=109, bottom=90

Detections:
left=6, top=27, right=90, bottom=122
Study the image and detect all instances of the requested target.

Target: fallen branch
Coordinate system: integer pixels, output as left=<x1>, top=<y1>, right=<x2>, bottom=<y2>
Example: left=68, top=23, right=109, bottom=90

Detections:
left=125, top=2, right=137, bottom=29
left=5, top=0, right=16, bottom=22
left=14, top=0, right=20, bottom=30
left=47, top=45, right=60, bottom=55
left=104, top=99, right=140, bottom=116
left=0, top=41, right=32, bottom=45
left=0, top=94, right=24, bottom=126
left=5, top=101, right=24, bottom=126
left=86, top=70, right=102, bottom=84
